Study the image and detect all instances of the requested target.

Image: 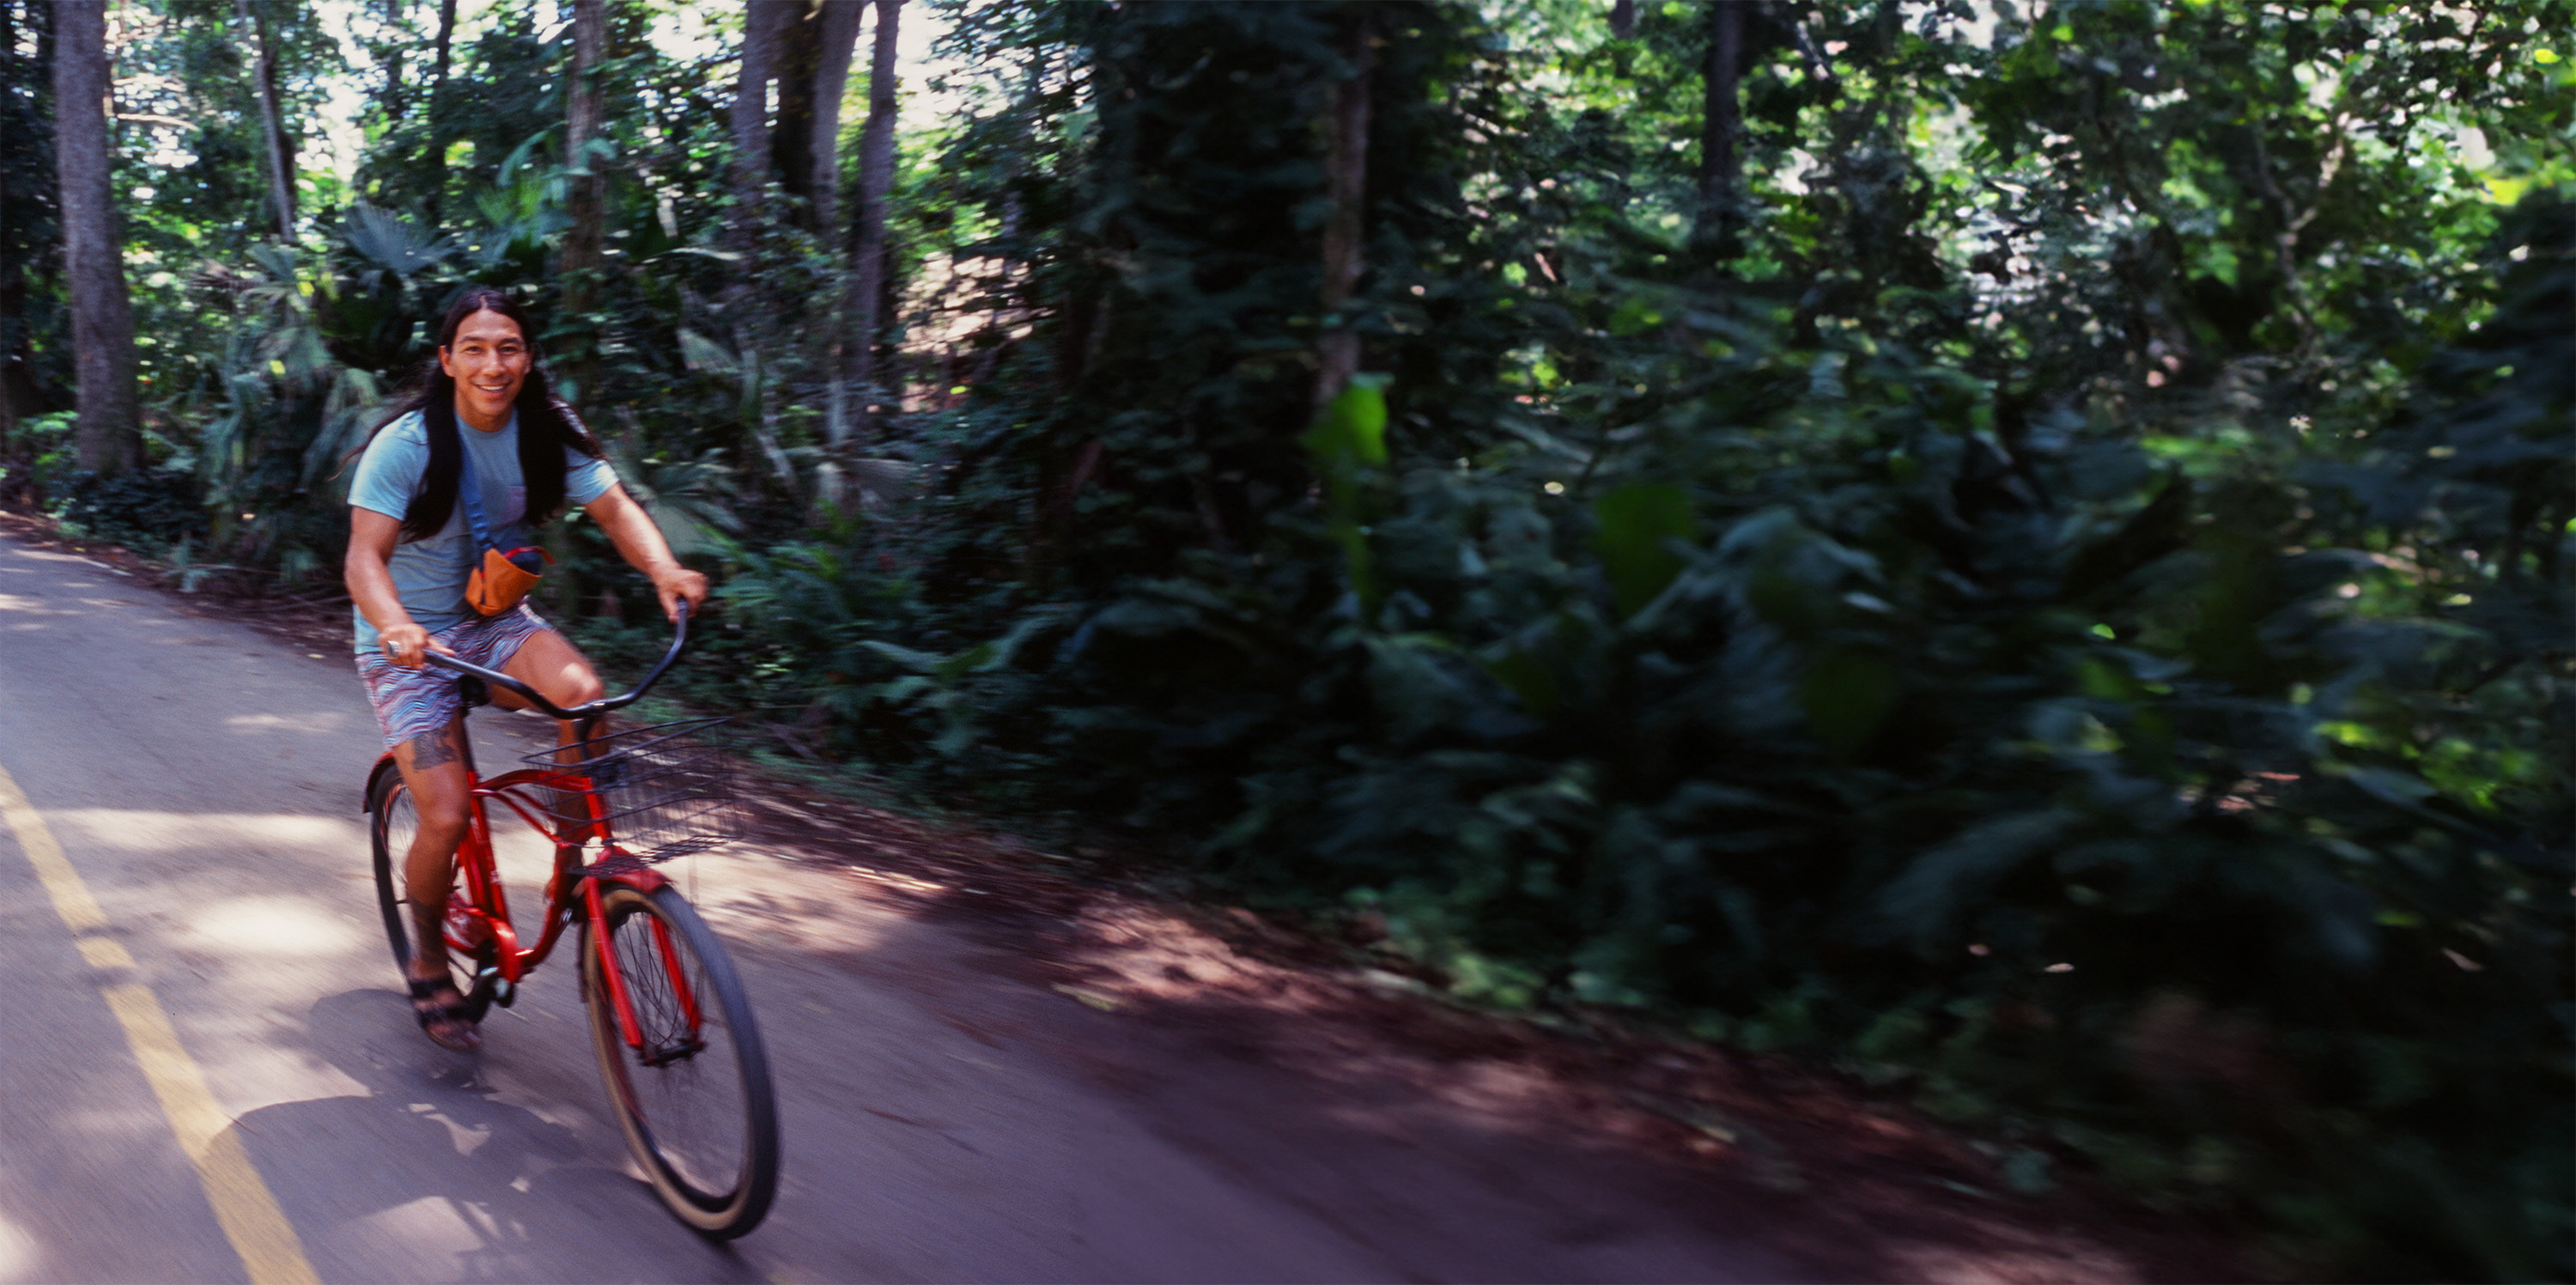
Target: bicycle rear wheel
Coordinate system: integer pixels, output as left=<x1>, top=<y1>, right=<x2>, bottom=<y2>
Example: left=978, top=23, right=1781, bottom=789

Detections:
left=580, top=882, right=779, bottom=1238
left=368, top=770, right=495, bottom=1022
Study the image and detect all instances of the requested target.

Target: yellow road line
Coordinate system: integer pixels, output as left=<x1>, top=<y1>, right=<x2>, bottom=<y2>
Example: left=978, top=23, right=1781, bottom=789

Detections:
left=76, top=936, right=136, bottom=969
left=0, top=760, right=319, bottom=1285
left=0, top=766, right=106, bottom=931
left=101, top=985, right=321, bottom=1285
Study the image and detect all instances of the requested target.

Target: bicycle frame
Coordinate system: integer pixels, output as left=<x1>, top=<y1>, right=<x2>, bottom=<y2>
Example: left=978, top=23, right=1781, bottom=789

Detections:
left=368, top=602, right=702, bottom=1054
left=368, top=749, right=682, bottom=1053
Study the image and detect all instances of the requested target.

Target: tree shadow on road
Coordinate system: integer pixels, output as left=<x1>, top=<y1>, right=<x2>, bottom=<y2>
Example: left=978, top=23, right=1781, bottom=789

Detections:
left=225, top=989, right=767, bottom=1284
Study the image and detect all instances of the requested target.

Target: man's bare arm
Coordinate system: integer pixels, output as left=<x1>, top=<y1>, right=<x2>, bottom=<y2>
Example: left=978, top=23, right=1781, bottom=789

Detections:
left=346, top=507, right=446, bottom=666
left=580, top=483, right=709, bottom=621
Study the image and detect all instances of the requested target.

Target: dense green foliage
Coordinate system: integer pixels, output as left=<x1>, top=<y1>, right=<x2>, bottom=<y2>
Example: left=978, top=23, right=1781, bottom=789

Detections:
left=0, top=2, right=2567, bottom=1276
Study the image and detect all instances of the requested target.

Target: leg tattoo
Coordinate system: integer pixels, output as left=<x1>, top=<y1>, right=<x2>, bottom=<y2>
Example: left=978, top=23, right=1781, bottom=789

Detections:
left=406, top=728, right=460, bottom=769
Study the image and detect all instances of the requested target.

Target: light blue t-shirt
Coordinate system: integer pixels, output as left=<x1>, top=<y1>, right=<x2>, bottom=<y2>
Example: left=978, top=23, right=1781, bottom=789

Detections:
left=347, top=408, right=618, bottom=653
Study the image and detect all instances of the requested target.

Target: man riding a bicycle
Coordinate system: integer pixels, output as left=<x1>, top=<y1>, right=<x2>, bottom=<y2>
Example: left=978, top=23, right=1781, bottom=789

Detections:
left=345, top=287, right=708, bottom=1052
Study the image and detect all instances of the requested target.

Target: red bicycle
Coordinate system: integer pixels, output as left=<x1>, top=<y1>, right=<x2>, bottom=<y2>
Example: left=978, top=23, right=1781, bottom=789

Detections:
left=362, top=603, right=779, bottom=1238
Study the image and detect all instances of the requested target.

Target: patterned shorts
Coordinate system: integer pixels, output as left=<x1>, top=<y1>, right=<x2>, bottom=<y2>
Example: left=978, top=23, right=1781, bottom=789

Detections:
left=355, top=605, right=554, bottom=750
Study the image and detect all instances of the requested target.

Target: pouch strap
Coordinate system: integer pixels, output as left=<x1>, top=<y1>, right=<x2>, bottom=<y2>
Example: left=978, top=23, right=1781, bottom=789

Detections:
left=449, top=413, right=503, bottom=555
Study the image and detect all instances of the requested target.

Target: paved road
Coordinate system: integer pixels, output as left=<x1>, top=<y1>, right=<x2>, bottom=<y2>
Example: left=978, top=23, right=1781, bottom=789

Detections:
left=0, top=532, right=1795, bottom=1284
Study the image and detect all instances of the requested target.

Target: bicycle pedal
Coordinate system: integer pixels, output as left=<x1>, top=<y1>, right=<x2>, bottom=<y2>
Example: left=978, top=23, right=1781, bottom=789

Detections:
left=477, top=967, right=517, bottom=1009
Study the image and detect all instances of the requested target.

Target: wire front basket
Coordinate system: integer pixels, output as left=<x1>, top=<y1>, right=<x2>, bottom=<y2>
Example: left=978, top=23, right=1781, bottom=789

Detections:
left=521, top=717, right=741, bottom=861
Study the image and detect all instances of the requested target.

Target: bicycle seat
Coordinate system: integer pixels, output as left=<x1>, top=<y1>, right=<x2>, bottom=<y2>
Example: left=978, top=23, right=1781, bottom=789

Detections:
left=457, top=674, right=491, bottom=709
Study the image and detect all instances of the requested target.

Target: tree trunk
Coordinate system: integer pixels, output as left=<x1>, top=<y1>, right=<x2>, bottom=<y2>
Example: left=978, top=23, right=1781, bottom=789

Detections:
left=51, top=0, right=139, bottom=472
left=0, top=0, right=51, bottom=446
left=841, top=0, right=902, bottom=445
left=236, top=0, right=296, bottom=241
left=1690, top=0, right=1744, bottom=260
left=0, top=242, right=27, bottom=452
left=1610, top=0, right=1636, bottom=39
left=770, top=6, right=820, bottom=222
left=0, top=0, right=26, bottom=448
left=552, top=0, right=606, bottom=618
left=425, top=0, right=455, bottom=223
left=804, top=0, right=865, bottom=452
left=376, top=0, right=407, bottom=121
left=1314, top=16, right=1373, bottom=411
left=805, top=0, right=866, bottom=232
left=559, top=0, right=608, bottom=401
left=0, top=249, right=18, bottom=450
left=728, top=0, right=789, bottom=245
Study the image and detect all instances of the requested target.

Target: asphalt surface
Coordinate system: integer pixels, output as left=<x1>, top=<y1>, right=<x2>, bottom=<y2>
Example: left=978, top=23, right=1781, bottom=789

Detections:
left=0, top=531, right=1796, bottom=1284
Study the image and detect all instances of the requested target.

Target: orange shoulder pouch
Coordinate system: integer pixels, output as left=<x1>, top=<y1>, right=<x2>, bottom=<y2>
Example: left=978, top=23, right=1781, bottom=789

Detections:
left=467, top=545, right=551, bottom=615
left=447, top=409, right=550, bottom=616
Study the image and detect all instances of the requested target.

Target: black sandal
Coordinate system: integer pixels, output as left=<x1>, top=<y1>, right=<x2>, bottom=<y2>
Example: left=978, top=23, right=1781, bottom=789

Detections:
left=408, top=975, right=482, bottom=1052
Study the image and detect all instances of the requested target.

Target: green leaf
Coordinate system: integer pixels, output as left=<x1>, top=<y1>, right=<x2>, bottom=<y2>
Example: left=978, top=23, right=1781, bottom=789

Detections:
left=1484, top=649, right=1561, bottom=718
left=857, top=639, right=945, bottom=673
left=1303, top=374, right=1390, bottom=466
left=935, top=641, right=999, bottom=682
left=1874, top=810, right=2080, bottom=950
left=1798, top=646, right=1900, bottom=755
left=677, top=328, right=740, bottom=376
left=1593, top=482, right=1695, bottom=617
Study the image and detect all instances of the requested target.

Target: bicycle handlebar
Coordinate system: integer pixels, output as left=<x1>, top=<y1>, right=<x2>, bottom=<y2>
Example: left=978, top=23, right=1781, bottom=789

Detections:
left=424, top=599, right=693, bottom=722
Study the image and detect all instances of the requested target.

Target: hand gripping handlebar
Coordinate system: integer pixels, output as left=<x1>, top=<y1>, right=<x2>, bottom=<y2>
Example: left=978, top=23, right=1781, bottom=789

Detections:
left=423, top=600, right=693, bottom=721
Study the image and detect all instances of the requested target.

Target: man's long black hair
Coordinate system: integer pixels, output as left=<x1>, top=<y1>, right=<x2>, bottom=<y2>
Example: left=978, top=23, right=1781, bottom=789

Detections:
left=355, top=287, right=605, bottom=543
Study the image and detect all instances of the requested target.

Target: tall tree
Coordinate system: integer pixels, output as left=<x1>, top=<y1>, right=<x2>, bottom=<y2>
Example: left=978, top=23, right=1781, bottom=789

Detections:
left=424, top=0, right=456, bottom=224
left=787, top=0, right=865, bottom=449
left=770, top=3, right=821, bottom=221
left=1689, top=0, right=1743, bottom=258
left=727, top=0, right=789, bottom=245
left=803, top=0, right=865, bottom=232
left=559, top=0, right=607, bottom=397
left=0, top=0, right=57, bottom=445
left=49, top=0, right=137, bottom=471
left=539, top=0, right=611, bottom=611
left=374, top=0, right=408, bottom=122
left=738, top=1, right=865, bottom=235
left=1314, top=14, right=1372, bottom=410
left=235, top=0, right=295, bottom=241
left=772, top=0, right=863, bottom=230
left=840, top=0, right=902, bottom=443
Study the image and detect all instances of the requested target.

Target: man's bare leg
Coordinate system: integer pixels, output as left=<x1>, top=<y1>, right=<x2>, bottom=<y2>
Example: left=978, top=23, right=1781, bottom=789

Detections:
left=491, top=627, right=611, bottom=785
left=396, top=714, right=480, bottom=1050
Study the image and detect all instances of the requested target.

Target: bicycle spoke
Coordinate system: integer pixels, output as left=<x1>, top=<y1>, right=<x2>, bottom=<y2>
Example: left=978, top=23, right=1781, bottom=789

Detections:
left=598, top=896, right=751, bottom=1204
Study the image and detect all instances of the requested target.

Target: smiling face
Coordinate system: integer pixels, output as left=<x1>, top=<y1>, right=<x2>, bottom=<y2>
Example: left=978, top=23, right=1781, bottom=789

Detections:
left=438, top=308, right=531, bottom=431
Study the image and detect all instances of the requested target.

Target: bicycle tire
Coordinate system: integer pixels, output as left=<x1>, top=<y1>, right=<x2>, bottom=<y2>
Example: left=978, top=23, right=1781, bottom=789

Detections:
left=580, top=882, right=779, bottom=1239
left=368, top=770, right=496, bottom=1023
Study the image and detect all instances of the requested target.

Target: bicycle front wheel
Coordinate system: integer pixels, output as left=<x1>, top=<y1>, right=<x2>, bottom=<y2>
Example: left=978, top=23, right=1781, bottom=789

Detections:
left=580, top=882, right=779, bottom=1239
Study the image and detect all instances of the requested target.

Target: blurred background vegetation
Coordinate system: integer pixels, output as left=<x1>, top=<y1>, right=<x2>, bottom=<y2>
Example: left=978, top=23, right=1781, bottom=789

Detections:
left=0, top=1, right=2567, bottom=1276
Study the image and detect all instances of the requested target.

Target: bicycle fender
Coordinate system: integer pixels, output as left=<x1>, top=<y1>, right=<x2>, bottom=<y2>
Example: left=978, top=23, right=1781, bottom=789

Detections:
left=577, top=852, right=671, bottom=894
left=605, top=864, right=671, bottom=894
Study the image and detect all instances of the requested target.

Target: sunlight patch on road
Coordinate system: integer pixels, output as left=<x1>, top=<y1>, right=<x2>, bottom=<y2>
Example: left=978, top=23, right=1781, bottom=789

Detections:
left=0, top=1209, right=39, bottom=1282
left=41, top=809, right=356, bottom=857
left=185, top=897, right=363, bottom=958
left=222, top=713, right=350, bottom=733
left=348, top=1196, right=486, bottom=1278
